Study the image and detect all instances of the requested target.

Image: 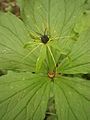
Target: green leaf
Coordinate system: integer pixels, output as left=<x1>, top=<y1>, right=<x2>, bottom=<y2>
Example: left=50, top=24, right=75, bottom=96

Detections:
left=0, top=71, right=51, bottom=120
left=54, top=76, right=90, bottom=120
left=36, top=44, right=46, bottom=72
left=0, top=12, right=40, bottom=72
left=57, top=29, right=90, bottom=74
left=22, top=0, right=84, bottom=37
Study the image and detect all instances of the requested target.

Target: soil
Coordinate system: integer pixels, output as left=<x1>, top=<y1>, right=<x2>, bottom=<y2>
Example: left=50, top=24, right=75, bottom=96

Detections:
left=0, top=0, right=20, bottom=17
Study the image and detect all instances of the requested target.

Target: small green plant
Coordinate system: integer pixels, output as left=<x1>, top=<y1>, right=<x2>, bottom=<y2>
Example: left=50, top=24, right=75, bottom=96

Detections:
left=0, top=0, right=90, bottom=120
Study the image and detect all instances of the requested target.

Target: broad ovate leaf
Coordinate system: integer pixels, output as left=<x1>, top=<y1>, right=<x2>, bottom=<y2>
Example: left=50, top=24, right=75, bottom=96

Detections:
left=22, top=0, right=85, bottom=38
left=57, top=29, right=90, bottom=74
left=0, top=71, right=51, bottom=120
left=54, top=76, right=90, bottom=120
left=0, top=12, right=41, bottom=72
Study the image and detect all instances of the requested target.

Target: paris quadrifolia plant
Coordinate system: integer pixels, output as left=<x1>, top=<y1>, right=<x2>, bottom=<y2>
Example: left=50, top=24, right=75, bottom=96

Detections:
left=0, top=0, right=90, bottom=120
